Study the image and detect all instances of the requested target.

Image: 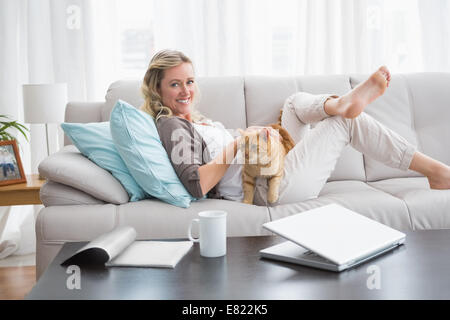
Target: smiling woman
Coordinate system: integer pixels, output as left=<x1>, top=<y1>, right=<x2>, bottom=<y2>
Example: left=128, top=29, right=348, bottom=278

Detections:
left=140, top=49, right=205, bottom=123
left=141, top=49, right=450, bottom=208
left=159, top=63, right=196, bottom=121
left=1, top=0, right=450, bottom=297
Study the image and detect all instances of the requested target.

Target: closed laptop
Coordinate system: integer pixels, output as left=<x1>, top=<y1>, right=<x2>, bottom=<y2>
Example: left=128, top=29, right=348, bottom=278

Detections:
left=260, top=204, right=406, bottom=272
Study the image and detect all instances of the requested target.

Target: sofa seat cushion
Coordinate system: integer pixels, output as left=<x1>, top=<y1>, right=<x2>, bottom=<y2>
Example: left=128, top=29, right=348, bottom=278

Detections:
left=369, top=177, right=450, bottom=230
left=268, top=180, right=412, bottom=231
left=36, top=204, right=117, bottom=242
left=38, top=145, right=130, bottom=204
left=117, top=198, right=272, bottom=239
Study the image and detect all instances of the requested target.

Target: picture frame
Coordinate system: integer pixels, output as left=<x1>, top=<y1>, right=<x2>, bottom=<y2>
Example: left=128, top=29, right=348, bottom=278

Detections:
left=0, top=140, right=26, bottom=186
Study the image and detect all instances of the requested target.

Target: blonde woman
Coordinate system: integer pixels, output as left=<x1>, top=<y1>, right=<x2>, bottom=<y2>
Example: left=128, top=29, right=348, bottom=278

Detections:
left=141, top=49, right=450, bottom=206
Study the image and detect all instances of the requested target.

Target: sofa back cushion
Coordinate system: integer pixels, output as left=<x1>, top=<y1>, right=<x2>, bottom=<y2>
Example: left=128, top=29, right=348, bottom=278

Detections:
left=405, top=73, right=450, bottom=166
left=103, top=80, right=144, bottom=122
left=90, top=73, right=448, bottom=184
left=195, top=77, right=247, bottom=129
left=244, top=75, right=366, bottom=182
left=354, top=74, right=422, bottom=181
left=102, top=77, right=247, bottom=130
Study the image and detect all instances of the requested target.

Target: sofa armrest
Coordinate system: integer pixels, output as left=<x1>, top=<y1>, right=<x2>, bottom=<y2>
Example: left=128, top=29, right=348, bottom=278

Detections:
left=40, top=180, right=106, bottom=206
left=38, top=145, right=129, bottom=204
left=64, top=101, right=104, bottom=145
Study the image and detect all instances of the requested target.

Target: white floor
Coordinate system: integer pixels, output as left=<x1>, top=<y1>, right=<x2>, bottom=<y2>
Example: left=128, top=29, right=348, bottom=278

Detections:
left=0, top=253, right=36, bottom=268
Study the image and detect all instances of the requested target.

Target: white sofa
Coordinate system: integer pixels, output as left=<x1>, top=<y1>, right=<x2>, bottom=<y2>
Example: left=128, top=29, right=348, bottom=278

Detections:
left=36, top=73, right=450, bottom=279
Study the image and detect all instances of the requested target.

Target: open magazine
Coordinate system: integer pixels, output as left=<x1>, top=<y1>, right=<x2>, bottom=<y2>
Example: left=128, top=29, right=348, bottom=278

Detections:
left=60, top=226, right=193, bottom=268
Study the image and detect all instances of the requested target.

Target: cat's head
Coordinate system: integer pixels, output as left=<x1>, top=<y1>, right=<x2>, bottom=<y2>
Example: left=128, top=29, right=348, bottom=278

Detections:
left=238, top=127, right=282, bottom=165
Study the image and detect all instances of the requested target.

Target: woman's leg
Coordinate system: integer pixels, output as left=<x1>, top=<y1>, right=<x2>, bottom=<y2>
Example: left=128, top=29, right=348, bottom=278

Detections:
left=323, top=66, right=391, bottom=118
left=281, top=66, right=391, bottom=143
left=278, top=110, right=450, bottom=206
left=277, top=72, right=450, bottom=204
left=409, top=152, right=450, bottom=190
left=276, top=65, right=449, bottom=205
left=322, top=66, right=450, bottom=190
left=280, top=92, right=337, bottom=144
left=277, top=112, right=417, bottom=205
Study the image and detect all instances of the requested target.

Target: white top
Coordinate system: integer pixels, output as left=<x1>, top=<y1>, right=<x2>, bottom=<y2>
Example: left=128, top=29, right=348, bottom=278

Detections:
left=192, top=120, right=244, bottom=202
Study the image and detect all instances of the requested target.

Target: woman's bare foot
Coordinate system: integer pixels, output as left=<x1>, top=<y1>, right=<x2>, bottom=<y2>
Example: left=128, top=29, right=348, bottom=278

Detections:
left=325, top=66, right=391, bottom=119
left=410, top=151, right=450, bottom=189
left=427, top=164, right=450, bottom=190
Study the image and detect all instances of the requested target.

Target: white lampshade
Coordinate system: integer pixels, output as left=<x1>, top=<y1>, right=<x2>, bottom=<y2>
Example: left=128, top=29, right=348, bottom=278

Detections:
left=22, top=83, right=67, bottom=124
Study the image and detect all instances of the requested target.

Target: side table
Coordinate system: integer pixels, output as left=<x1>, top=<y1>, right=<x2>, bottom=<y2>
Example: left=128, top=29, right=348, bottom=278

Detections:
left=0, top=174, right=46, bottom=259
left=0, top=174, right=45, bottom=206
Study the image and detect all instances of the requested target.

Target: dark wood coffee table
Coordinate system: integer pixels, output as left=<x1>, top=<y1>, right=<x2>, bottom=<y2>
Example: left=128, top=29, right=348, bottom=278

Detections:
left=26, top=231, right=450, bottom=300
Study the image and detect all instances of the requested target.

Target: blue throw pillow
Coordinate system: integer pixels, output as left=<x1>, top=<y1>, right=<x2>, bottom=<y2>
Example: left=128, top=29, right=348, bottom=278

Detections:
left=61, top=121, right=148, bottom=202
left=109, top=99, right=196, bottom=208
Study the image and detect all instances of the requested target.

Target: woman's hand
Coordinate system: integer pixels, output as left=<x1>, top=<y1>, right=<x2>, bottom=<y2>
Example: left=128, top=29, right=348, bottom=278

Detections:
left=239, top=126, right=279, bottom=139
left=238, top=126, right=266, bottom=135
left=197, top=138, right=239, bottom=196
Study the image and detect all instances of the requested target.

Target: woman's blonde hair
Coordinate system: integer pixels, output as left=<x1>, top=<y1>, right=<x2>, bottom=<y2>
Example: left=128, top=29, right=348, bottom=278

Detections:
left=141, top=49, right=205, bottom=122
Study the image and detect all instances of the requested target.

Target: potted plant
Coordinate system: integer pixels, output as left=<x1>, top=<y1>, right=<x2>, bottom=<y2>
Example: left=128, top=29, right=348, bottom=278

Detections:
left=0, top=115, right=28, bottom=185
left=0, top=114, right=29, bottom=142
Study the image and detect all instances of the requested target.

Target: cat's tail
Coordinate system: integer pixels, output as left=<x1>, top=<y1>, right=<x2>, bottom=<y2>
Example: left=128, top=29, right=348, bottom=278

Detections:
left=277, top=109, right=283, bottom=125
left=270, top=109, right=295, bottom=153
left=269, top=123, right=295, bottom=153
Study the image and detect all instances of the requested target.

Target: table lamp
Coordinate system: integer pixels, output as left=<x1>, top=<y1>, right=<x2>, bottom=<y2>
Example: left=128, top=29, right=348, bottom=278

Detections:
left=22, top=83, right=67, bottom=156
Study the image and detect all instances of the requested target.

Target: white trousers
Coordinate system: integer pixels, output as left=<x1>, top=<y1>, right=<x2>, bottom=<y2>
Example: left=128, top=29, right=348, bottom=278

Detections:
left=253, top=92, right=417, bottom=206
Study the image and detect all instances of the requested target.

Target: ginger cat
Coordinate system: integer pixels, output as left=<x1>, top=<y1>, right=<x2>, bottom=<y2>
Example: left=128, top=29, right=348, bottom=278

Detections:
left=240, top=111, right=295, bottom=204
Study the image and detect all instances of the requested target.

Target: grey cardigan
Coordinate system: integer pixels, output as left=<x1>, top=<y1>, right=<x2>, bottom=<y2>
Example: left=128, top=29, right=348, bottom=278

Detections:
left=156, top=116, right=219, bottom=199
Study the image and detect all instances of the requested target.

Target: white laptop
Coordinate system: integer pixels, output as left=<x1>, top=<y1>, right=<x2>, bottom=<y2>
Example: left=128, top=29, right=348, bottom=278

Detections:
left=260, top=204, right=406, bottom=272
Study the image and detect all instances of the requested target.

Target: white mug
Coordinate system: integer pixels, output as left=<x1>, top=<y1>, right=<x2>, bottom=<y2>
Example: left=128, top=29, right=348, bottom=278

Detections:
left=188, top=210, right=227, bottom=258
